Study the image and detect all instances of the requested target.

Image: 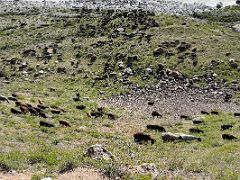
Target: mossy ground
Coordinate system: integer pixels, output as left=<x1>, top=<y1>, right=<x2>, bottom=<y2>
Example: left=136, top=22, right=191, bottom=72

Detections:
left=0, top=6, right=240, bottom=179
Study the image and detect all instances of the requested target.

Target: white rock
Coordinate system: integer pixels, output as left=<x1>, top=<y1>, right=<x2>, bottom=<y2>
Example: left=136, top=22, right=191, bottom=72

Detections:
left=86, top=144, right=114, bottom=161
left=41, top=178, right=52, bottom=180
left=232, top=24, right=240, bottom=32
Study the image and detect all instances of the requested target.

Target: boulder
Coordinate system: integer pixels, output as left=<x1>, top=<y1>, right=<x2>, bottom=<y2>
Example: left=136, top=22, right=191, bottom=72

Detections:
left=232, top=24, right=240, bottom=32
left=128, top=163, right=159, bottom=179
left=86, top=144, right=114, bottom=161
left=229, top=59, right=238, bottom=68
left=162, top=132, right=180, bottom=142
left=162, top=132, right=201, bottom=142
left=175, top=133, right=201, bottom=141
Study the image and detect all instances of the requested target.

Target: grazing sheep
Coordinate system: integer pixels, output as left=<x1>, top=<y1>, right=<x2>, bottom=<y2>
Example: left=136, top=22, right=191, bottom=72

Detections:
left=221, top=124, right=233, bottom=130
left=76, top=105, right=86, bottom=110
left=192, top=119, right=204, bottom=124
left=29, top=107, right=38, bottom=116
left=211, top=111, right=219, bottom=115
left=189, top=128, right=204, bottom=133
left=38, top=111, right=48, bottom=118
left=8, top=96, right=17, bottom=102
left=37, top=104, right=48, bottom=110
left=40, top=121, right=54, bottom=128
left=90, top=111, right=104, bottom=118
left=234, top=112, right=240, bottom=117
left=147, top=125, right=166, bottom=132
left=107, top=113, right=116, bottom=120
left=20, top=105, right=29, bottom=114
left=180, top=115, right=190, bottom=119
left=147, top=101, right=155, bottom=106
left=51, top=109, right=61, bottom=114
left=10, top=108, right=22, bottom=114
left=201, top=111, right=209, bottom=115
left=34, top=107, right=42, bottom=113
left=134, top=133, right=155, bottom=144
left=59, top=120, right=71, bottom=127
left=152, top=111, right=162, bottom=118
left=222, top=134, right=237, bottom=140
left=0, top=96, right=9, bottom=103
left=73, top=93, right=81, bottom=102
left=12, top=93, right=18, bottom=98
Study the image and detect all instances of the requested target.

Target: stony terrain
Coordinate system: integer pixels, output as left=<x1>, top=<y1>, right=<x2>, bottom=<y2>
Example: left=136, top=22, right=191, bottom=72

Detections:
left=0, top=1, right=240, bottom=180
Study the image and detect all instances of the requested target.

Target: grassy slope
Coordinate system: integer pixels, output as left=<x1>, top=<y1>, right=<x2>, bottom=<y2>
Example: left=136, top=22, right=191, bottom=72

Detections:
left=0, top=6, right=240, bottom=179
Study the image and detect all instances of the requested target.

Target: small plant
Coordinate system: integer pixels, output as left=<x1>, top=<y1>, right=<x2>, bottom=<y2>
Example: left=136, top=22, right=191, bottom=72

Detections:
left=58, top=159, right=77, bottom=174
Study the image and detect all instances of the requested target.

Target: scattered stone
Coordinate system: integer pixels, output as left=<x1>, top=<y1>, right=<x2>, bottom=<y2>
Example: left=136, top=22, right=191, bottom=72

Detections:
left=41, top=178, right=52, bottom=180
left=232, top=24, right=240, bottom=33
left=162, top=132, right=201, bottom=142
left=162, top=132, right=179, bottom=142
left=222, top=134, right=237, bottom=140
left=176, top=133, right=201, bottom=141
left=221, top=124, right=233, bottom=130
left=86, top=144, right=114, bottom=161
left=123, top=67, right=133, bottom=75
left=128, top=163, right=159, bottom=179
left=229, top=59, right=238, bottom=68
left=146, top=125, right=166, bottom=132
left=134, top=133, right=155, bottom=144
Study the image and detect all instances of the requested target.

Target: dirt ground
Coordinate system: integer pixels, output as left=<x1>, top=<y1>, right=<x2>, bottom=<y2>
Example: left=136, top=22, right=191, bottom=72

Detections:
left=0, top=167, right=108, bottom=180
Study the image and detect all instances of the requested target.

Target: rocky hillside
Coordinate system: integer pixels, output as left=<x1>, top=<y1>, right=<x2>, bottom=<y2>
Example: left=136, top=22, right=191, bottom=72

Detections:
left=0, top=4, right=240, bottom=180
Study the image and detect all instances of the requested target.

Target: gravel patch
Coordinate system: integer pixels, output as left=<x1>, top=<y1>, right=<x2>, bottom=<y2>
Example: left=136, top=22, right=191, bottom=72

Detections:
left=101, top=89, right=240, bottom=119
left=0, top=0, right=217, bottom=16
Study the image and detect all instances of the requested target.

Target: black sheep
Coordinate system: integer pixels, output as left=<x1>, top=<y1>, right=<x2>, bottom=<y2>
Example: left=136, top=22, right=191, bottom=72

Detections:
left=40, top=121, right=54, bottom=128
left=10, top=108, right=22, bottom=114
left=222, top=134, right=237, bottom=140
left=59, top=120, right=71, bottom=127
left=221, top=124, right=233, bottom=130
left=152, top=111, right=162, bottom=118
left=146, top=125, right=166, bottom=132
left=189, top=128, right=204, bottom=133
left=134, top=133, right=155, bottom=144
